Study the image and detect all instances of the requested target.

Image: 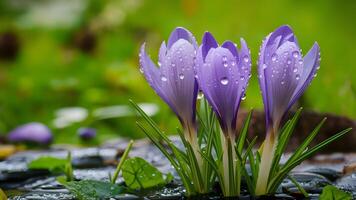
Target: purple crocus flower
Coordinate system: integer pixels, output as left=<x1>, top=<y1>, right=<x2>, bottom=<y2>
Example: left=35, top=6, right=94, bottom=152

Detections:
left=258, top=25, right=320, bottom=131
left=78, top=127, right=96, bottom=140
left=195, top=32, right=251, bottom=138
left=139, top=27, right=198, bottom=135
left=8, top=122, right=52, bottom=145
left=256, top=25, right=321, bottom=195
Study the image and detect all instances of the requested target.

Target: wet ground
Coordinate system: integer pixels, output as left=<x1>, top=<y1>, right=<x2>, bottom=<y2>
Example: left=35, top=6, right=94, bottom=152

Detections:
left=0, top=137, right=355, bottom=200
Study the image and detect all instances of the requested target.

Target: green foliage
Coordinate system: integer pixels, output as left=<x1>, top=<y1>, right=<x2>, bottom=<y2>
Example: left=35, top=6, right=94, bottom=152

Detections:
left=61, top=180, right=124, bottom=200
left=111, top=140, right=134, bottom=184
left=250, top=109, right=352, bottom=195
left=130, top=100, right=215, bottom=195
left=319, top=185, right=352, bottom=200
left=121, top=157, right=167, bottom=190
left=0, top=188, right=7, bottom=200
left=28, top=156, right=67, bottom=173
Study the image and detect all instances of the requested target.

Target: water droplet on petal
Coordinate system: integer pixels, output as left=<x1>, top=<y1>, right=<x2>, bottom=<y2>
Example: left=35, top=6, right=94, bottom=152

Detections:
left=240, top=76, right=245, bottom=81
left=179, top=74, right=185, bottom=80
left=271, top=53, right=278, bottom=62
left=161, top=75, right=167, bottom=81
left=220, top=77, right=229, bottom=85
left=298, top=60, right=303, bottom=65
left=293, top=67, right=298, bottom=73
left=292, top=51, right=299, bottom=58
left=313, top=73, right=317, bottom=78
left=296, top=74, right=300, bottom=80
left=241, top=93, right=246, bottom=100
left=171, top=63, right=176, bottom=67
left=262, top=64, right=267, bottom=69
left=281, top=81, right=285, bottom=85
left=231, top=61, right=236, bottom=66
left=243, top=55, right=249, bottom=63
left=157, top=61, right=161, bottom=67
left=139, top=68, right=144, bottom=73
left=287, top=58, right=291, bottom=65
left=222, top=56, right=227, bottom=61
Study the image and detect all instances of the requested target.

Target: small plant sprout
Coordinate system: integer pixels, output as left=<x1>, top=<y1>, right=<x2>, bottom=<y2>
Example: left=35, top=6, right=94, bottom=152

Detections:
left=252, top=25, right=352, bottom=195
left=65, top=151, right=74, bottom=182
left=195, top=32, right=251, bottom=196
left=111, top=140, right=134, bottom=184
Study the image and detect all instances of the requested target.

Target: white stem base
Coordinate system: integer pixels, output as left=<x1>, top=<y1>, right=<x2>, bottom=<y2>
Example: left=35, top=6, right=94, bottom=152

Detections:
left=255, top=131, right=276, bottom=195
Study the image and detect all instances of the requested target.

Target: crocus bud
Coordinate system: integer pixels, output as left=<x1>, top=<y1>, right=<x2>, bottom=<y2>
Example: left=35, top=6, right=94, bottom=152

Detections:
left=8, top=122, right=52, bottom=145
left=78, top=127, right=96, bottom=140
left=196, top=32, right=251, bottom=138
left=139, top=27, right=198, bottom=135
left=258, top=25, right=320, bottom=131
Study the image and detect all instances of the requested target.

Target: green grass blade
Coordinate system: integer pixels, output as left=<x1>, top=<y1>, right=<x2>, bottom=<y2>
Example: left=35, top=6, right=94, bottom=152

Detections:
left=268, top=127, right=351, bottom=193
left=237, top=110, right=253, bottom=153
left=283, top=118, right=326, bottom=168
left=287, top=175, right=309, bottom=198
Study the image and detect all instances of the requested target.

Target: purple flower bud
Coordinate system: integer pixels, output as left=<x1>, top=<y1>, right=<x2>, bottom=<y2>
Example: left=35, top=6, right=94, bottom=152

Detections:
left=195, top=32, right=251, bottom=137
left=8, top=122, right=52, bottom=145
left=258, top=25, right=320, bottom=130
left=139, top=27, right=198, bottom=129
left=77, top=127, right=96, bottom=140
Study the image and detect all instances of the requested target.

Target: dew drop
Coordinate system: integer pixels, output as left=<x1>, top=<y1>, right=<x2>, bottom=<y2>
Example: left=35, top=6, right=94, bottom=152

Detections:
left=220, top=77, right=229, bottom=85
left=157, top=61, right=161, bottom=67
left=241, top=93, right=246, bottom=100
left=296, top=74, right=300, bottom=80
left=313, top=73, right=317, bottom=78
left=179, top=74, right=185, bottom=80
left=231, top=61, right=236, bottom=66
left=171, top=63, right=176, bottom=67
left=243, top=55, right=249, bottom=63
left=160, top=75, right=167, bottom=81
left=139, top=68, right=144, bottom=73
left=222, top=56, right=227, bottom=61
left=271, top=53, right=278, bottom=62
left=240, top=76, right=245, bottom=81
left=292, top=51, right=299, bottom=58
left=281, top=81, right=285, bottom=85
left=287, top=58, right=291, bottom=65
left=293, top=67, right=298, bottom=73
left=262, top=64, right=267, bottom=69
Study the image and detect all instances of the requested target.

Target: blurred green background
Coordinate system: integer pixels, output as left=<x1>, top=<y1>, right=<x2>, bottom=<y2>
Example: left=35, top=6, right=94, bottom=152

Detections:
left=0, top=0, right=355, bottom=144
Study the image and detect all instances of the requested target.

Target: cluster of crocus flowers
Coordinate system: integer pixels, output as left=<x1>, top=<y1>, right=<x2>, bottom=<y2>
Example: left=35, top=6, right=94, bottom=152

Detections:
left=136, top=25, right=350, bottom=198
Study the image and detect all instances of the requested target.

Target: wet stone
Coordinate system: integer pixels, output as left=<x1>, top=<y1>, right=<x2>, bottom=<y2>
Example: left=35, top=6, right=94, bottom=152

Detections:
left=281, top=172, right=331, bottom=194
left=8, top=190, right=75, bottom=200
left=305, top=167, right=342, bottom=182
left=336, top=173, right=356, bottom=198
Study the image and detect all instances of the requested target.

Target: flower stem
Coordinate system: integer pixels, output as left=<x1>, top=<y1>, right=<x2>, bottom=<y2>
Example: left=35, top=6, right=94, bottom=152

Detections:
left=111, top=140, right=134, bottom=184
left=256, top=129, right=276, bottom=195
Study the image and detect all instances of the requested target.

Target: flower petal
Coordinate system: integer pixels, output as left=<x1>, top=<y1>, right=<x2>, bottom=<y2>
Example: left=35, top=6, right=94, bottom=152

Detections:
left=167, top=27, right=197, bottom=49
left=139, top=43, right=178, bottom=116
left=288, top=42, right=320, bottom=109
left=201, top=32, right=218, bottom=60
left=222, top=40, right=239, bottom=59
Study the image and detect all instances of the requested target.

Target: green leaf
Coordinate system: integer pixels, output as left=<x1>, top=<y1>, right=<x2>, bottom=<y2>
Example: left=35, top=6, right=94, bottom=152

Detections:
left=319, top=185, right=352, bottom=200
left=62, top=180, right=123, bottom=200
left=28, top=156, right=67, bottom=173
left=0, top=188, right=7, bottom=200
left=122, top=157, right=167, bottom=190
